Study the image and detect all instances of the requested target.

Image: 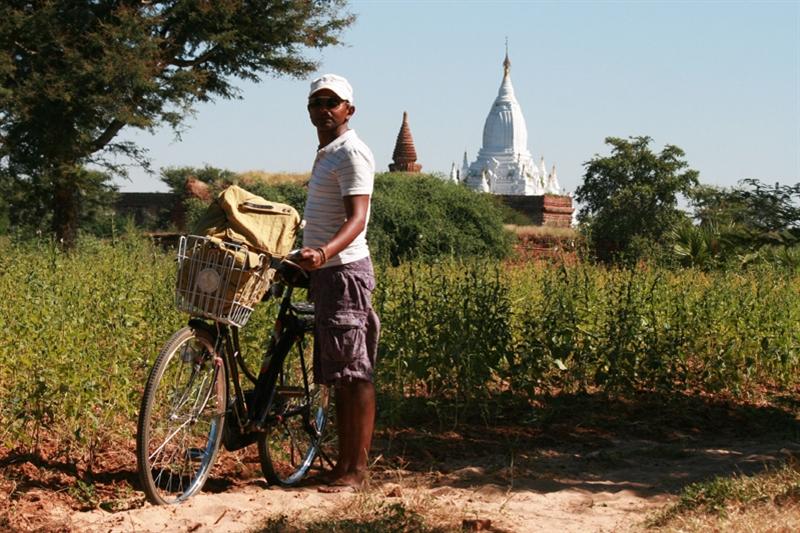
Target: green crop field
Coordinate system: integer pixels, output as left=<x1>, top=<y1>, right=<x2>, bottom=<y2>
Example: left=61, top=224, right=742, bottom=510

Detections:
left=1, top=234, right=798, bottom=465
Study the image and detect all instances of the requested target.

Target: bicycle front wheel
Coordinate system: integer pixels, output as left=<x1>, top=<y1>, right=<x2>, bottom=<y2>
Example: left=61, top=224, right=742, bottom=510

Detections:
left=258, top=331, right=331, bottom=486
left=136, top=326, right=227, bottom=504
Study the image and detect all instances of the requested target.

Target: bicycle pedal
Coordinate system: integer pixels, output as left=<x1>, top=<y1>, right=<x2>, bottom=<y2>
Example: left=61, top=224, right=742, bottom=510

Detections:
left=275, top=386, right=304, bottom=398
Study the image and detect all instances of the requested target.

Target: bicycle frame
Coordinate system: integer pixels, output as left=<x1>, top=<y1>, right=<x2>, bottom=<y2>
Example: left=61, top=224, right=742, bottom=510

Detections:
left=190, top=283, right=315, bottom=452
left=138, top=246, right=330, bottom=503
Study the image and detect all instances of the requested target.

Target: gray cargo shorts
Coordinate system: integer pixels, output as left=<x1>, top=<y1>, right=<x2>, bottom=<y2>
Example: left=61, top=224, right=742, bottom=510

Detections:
left=309, top=257, right=380, bottom=385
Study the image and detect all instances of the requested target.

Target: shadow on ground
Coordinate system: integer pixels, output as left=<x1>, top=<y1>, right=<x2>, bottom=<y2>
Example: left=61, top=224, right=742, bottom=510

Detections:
left=1, top=389, right=798, bottom=519
left=370, top=390, right=800, bottom=498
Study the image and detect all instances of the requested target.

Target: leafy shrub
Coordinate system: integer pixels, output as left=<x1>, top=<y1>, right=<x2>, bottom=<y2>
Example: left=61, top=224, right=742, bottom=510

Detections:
left=160, top=165, right=308, bottom=232
left=370, top=173, right=513, bottom=265
left=0, top=233, right=179, bottom=458
left=184, top=196, right=212, bottom=231
left=510, top=263, right=800, bottom=394
left=375, top=260, right=515, bottom=418
left=166, top=168, right=512, bottom=264
left=0, top=197, right=9, bottom=235
left=241, top=171, right=514, bottom=265
left=490, top=195, right=536, bottom=226
left=160, top=165, right=237, bottom=194
left=576, top=136, right=698, bottom=263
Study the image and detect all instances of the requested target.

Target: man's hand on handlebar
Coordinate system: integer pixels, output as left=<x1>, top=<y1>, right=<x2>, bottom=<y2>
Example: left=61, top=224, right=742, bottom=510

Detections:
left=290, top=247, right=326, bottom=271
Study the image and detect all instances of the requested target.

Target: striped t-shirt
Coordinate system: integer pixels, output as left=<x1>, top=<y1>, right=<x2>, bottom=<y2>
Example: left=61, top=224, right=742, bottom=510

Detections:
left=302, top=129, right=375, bottom=268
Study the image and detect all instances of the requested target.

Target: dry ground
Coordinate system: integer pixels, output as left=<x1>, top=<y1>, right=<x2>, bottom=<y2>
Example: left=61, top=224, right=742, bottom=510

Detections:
left=2, top=392, right=799, bottom=532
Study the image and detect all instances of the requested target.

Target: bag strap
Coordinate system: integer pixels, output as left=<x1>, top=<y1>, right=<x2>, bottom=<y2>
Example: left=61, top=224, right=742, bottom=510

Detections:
left=240, top=201, right=294, bottom=215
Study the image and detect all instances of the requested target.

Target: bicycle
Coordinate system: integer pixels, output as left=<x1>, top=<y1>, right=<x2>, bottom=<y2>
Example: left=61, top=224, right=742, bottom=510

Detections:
left=136, top=235, right=334, bottom=505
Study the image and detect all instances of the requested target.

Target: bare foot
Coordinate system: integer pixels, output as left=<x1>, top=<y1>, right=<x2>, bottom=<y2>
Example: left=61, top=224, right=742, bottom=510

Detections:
left=320, top=466, right=348, bottom=485
left=327, top=471, right=366, bottom=487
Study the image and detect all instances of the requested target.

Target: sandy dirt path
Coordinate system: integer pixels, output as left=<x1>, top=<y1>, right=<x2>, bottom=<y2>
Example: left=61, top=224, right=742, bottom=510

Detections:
left=68, top=478, right=666, bottom=533
left=66, top=438, right=798, bottom=533
left=6, top=393, right=797, bottom=532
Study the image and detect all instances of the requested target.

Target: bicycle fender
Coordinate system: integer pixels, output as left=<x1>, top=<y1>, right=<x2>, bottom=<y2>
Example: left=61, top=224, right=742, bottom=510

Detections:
left=188, top=318, right=217, bottom=340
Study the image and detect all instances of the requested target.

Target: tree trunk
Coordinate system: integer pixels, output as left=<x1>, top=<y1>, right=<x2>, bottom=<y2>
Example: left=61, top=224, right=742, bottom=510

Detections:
left=51, top=168, right=80, bottom=247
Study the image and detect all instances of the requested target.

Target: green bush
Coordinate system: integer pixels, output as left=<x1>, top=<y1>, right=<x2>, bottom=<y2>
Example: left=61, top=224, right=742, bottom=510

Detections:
left=370, top=173, right=513, bottom=265
left=241, top=181, right=308, bottom=219
left=509, top=264, right=800, bottom=395
left=490, top=195, right=536, bottom=226
left=0, top=198, right=9, bottom=235
left=168, top=168, right=513, bottom=265
left=160, top=165, right=237, bottom=194
left=0, top=233, right=180, bottom=457
left=237, top=171, right=515, bottom=265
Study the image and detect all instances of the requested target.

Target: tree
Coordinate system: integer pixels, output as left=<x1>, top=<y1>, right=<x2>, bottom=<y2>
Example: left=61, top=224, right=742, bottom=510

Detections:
left=0, top=1, right=353, bottom=245
left=575, top=136, right=699, bottom=262
left=0, top=164, right=117, bottom=236
left=689, top=179, right=800, bottom=233
left=681, top=179, right=800, bottom=268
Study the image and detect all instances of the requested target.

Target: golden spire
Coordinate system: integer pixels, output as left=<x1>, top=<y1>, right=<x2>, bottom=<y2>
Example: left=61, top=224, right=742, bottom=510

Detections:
left=503, top=37, right=510, bottom=77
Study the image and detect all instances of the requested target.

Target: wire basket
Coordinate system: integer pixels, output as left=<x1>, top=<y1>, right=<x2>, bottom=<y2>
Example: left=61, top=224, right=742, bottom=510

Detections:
left=175, top=235, right=274, bottom=327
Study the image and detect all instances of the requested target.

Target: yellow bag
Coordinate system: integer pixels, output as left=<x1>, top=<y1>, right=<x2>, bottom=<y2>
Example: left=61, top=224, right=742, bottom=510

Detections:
left=192, top=185, right=301, bottom=258
left=177, top=186, right=301, bottom=326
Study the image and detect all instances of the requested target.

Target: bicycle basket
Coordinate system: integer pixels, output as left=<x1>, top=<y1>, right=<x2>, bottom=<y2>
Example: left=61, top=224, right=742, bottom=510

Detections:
left=175, top=235, right=275, bottom=327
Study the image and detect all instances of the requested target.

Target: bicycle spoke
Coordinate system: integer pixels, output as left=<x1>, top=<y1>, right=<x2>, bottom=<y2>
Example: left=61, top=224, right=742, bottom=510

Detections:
left=287, top=423, right=301, bottom=466
left=147, top=418, right=193, bottom=463
left=137, top=327, right=225, bottom=504
left=258, top=330, right=331, bottom=487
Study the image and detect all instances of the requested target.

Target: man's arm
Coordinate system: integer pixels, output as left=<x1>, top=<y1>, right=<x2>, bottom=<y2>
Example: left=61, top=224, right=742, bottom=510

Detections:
left=294, top=194, right=370, bottom=270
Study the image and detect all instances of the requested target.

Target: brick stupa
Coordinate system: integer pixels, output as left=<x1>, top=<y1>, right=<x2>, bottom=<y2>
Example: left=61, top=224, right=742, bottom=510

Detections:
left=389, top=111, right=422, bottom=173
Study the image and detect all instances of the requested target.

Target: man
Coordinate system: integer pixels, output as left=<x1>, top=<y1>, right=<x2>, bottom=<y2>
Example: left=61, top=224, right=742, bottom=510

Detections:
left=293, top=74, right=379, bottom=488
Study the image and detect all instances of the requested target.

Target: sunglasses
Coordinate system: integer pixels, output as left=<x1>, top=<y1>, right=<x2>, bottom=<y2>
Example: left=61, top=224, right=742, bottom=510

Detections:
left=307, top=96, right=346, bottom=109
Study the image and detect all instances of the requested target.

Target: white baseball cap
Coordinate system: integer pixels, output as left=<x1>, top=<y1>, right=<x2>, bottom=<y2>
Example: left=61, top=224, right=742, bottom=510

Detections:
left=308, top=74, right=354, bottom=103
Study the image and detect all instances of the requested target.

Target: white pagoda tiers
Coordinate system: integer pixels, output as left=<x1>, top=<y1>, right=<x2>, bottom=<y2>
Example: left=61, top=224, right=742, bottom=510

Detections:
left=455, top=49, right=561, bottom=196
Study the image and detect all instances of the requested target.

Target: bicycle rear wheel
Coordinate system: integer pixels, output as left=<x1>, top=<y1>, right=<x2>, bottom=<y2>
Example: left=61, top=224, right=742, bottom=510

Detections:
left=136, top=326, right=227, bottom=504
left=257, top=331, right=331, bottom=486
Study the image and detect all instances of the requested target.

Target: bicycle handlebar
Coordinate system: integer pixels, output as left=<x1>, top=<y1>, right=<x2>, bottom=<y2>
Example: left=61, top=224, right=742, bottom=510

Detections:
left=271, top=253, right=310, bottom=289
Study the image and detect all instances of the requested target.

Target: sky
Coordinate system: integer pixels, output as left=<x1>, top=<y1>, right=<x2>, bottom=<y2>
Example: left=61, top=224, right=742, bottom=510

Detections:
left=116, top=0, right=800, bottom=195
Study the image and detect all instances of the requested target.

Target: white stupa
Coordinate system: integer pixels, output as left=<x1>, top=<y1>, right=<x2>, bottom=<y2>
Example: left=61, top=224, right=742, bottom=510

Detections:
left=459, top=48, right=561, bottom=196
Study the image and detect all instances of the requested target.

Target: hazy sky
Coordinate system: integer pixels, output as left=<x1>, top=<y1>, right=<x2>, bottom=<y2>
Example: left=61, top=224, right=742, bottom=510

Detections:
left=117, top=0, right=800, bottom=194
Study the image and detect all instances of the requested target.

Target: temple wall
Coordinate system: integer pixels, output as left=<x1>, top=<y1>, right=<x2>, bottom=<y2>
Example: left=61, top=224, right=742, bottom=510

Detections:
left=497, top=194, right=574, bottom=227
left=115, top=192, right=182, bottom=228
